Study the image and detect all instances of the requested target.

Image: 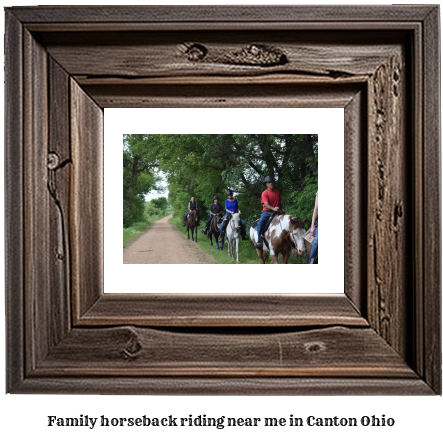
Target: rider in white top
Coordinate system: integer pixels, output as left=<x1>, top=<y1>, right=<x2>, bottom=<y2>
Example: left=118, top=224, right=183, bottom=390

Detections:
left=309, top=191, right=318, bottom=263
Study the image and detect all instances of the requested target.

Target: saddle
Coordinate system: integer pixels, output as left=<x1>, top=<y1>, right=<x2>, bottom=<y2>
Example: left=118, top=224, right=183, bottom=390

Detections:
left=252, top=211, right=280, bottom=248
left=251, top=211, right=279, bottom=236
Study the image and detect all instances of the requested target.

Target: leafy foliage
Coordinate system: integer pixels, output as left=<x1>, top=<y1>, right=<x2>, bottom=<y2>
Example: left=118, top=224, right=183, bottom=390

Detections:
left=123, top=134, right=161, bottom=227
left=158, top=134, right=318, bottom=228
left=150, top=197, right=168, bottom=212
left=123, top=134, right=318, bottom=231
left=146, top=197, right=168, bottom=216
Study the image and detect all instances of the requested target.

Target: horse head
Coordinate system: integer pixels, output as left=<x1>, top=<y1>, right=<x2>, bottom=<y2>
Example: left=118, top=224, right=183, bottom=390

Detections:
left=210, top=215, right=222, bottom=233
left=231, top=213, right=242, bottom=230
left=188, top=209, right=198, bottom=225
left=289, top=217, right=307, bottom=255
left=216, top=215, right=223, bottom=229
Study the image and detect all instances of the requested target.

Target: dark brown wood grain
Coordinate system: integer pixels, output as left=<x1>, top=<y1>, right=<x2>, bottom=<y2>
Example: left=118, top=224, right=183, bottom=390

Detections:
left=48, top=57, right=72, bottom=346
left=37, top=326, right=415, bottom=378
left=41, top=31, right=400, bottom=78
left=344, top=89, right=366, bottom=314
left=82, top=83, right=362, bottom=109
left=80, top=294, right=367, bottom=327
left=5, top=10, right=24, bottom=393
left=9, top=5, right=437, bottom=24
left=23, top=29, right=50, bottom=371
left=70, top=80, right=104, bottom=321
left=367, top=50, right=409, bottom=357
left=13, top=376, right=434, bottom=396
left=4, top=5, right=441, bottom=395
left=422, top=6, right=441, bottom=393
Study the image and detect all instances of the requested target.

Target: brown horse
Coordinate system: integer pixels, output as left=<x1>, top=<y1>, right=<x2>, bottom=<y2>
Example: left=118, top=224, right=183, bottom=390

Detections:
left=185, top=209, right=199, bottom=242
left=208, top=215, right=223, bottom=250
left=250, top=215, right=307, bottom=264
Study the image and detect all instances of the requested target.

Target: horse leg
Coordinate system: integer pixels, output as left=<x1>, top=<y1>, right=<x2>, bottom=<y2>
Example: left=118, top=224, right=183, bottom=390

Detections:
left=236, top=238, right=239, bottom=262
left=270, top=253, right=279, bottom=264
left=282, top=250, right=290, bottom=264
left=195, top=226, right=197, bottom=242
left=209, top=234, right=213, bottom=246
left=256, top=248, right=265, bottom=264
left=187, top=227, right=189, bottom=240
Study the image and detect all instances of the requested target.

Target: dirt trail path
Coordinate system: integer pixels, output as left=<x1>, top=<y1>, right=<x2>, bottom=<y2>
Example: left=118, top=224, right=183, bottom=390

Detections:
left=123, top=215, right=217, bottom=264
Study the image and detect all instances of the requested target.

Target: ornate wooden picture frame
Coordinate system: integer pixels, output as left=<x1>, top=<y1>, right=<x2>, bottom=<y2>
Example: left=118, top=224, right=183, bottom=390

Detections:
left=5, top=6, right=441, bottom=394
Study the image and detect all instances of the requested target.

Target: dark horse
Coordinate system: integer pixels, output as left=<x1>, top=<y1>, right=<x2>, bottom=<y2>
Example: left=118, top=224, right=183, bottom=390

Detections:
left=208, top=215, right=223, bottom=250
left=185, top=209, right=199, bottom=242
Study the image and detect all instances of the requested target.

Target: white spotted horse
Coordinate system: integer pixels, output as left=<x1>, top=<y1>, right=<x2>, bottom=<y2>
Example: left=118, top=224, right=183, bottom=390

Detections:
left=250, top=213, right=307, bottom=264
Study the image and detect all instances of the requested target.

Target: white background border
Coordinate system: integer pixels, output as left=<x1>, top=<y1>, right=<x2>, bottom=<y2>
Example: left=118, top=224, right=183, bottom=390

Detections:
left=106, top=108, right=343, bottom=294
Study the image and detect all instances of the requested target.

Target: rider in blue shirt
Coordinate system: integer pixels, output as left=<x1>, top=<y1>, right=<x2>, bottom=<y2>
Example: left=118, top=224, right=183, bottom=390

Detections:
left=220, top=189, right=248, bottom=248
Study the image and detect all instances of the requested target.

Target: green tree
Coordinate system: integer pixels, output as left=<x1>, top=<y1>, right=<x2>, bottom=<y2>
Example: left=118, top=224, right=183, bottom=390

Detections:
left=151, top=197, right=168, bottom=212
left=123, top=134, right=318, bottom=229
left=123, top=134, right=161, bottom=227
left=158, top=134, right=317, bottom=227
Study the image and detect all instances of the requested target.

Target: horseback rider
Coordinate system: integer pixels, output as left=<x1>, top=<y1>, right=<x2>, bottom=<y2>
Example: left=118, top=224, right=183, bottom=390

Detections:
left=220, top=189, right=249, bottom=245
left=201, top=195, right=223, bottom=235
left=183, top=196, right=200, bottom=226
left=255, top=176, right=285, bottom=249
left=309, top=191, right=318, bottom=263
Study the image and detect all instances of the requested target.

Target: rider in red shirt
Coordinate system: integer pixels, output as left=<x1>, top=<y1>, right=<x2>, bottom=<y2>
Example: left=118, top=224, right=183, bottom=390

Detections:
left=255, top=175, right=285, bottom=248
left=262, top=187, right=282, bottom=212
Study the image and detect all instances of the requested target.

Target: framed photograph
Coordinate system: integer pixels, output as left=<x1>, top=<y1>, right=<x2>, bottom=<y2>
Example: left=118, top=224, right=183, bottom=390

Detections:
left=108, top=108, right=342, bottom=293
left=5, top=5, right=440, bottom=394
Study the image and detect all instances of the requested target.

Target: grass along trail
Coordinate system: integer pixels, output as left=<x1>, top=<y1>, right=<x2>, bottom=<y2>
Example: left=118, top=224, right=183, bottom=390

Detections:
left=169, top=215, right=260, bottom=264
left=169, top=215, right=309, bottom=264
